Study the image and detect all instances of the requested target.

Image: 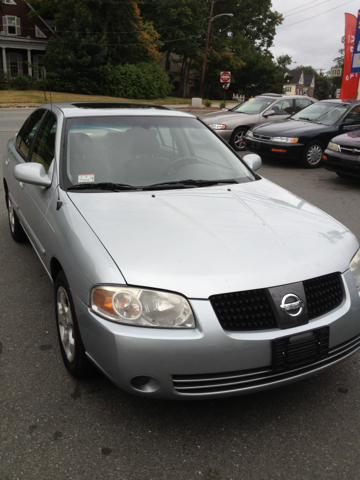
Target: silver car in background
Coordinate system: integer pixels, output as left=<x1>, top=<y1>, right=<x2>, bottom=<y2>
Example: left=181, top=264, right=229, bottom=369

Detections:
left=3, top=102, right=360, bottom=400
left=202, top=93, right=317, bottom=150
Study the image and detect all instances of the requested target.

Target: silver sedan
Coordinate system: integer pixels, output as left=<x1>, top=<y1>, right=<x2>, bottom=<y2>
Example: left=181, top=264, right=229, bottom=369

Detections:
left=3, top=102, right=360, bottom=399
left=202, top=93, right=317, bottom=150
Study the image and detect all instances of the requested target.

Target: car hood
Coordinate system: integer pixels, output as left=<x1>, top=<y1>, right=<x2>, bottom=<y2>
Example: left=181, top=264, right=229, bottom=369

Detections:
left=252, top=119, right=330, bottom=136
left=68, top=179, right=357, bottom=299
left=202, top=110, right=251, bottom=124
left=330, top=129, right=360, bottom=146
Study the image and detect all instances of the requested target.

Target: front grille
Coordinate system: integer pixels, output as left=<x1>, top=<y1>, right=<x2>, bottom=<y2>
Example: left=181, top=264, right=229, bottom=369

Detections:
left=210, top=273, right=344, bottom=332
left=209, top=289, right=277, bottom=331
left=339, top=145, right=360, bottom=157
left=253, top=133, right=271, bottom=141
left=172, top=333, right=360, bottom=395
left=304, top=273, right=343, bottom=319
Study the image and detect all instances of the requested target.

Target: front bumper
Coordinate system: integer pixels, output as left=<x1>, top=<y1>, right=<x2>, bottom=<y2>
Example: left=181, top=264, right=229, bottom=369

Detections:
left=244, top=137, right=304, bottom=159
left=323, top=149, right=360, bottom=177
left=209, top=128, right=233, bottom=143
left=74, top=270, right=360, bottom=400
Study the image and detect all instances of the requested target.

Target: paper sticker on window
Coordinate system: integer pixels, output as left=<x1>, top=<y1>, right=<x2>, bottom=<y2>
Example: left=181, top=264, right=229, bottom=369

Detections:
left=78, top=174, right=94, bottom=183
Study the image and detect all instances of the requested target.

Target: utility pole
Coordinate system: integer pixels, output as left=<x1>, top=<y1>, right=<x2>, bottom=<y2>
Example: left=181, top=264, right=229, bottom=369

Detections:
left=199, top=0, right=215, bottom=99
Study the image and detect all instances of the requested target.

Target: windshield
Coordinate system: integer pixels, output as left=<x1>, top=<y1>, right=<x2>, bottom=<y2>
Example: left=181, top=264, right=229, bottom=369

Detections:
left=291, top=103, right=349, bottom=125
left=231, top=97, right=275, bottom=114
left=62, top=116, right=255, bottom=190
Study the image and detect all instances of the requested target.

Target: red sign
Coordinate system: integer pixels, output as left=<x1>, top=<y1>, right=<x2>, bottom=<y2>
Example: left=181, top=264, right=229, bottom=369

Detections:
left=220, top=71, right=231, bottom=83
left=340, top=13, right=359, bottom=99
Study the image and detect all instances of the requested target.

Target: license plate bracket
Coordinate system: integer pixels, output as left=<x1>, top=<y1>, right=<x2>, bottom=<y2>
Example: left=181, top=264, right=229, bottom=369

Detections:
left=272, top=326, right=329, bottom=372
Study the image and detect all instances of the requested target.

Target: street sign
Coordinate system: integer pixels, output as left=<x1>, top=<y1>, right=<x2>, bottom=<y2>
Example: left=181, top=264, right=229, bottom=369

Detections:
left=220, top=71, right=231, bottom=83
left=222, top=83, right=230, bottom=90
left=330, top=67, right=342, bottom=77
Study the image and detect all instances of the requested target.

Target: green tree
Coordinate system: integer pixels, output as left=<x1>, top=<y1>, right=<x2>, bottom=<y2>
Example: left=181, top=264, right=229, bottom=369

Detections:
left=143, top=0, right=283, bottom=98
left=26, top=0, right=162, bottom=94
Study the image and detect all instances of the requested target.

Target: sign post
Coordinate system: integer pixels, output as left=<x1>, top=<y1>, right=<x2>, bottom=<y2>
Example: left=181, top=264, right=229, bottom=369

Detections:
left=220, top=71, right=231, bottom=103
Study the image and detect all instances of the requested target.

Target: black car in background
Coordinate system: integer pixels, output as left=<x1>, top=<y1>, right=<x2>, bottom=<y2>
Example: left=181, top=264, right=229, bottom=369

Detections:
left=243, top=100, right=360, bottom=168
left=323, top=130, right=360, bottom=178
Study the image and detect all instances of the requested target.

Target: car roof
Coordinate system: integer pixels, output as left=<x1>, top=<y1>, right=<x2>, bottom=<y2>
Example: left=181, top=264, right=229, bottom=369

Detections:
left=257, top=93, right=316, bottom=100
left=316, top=99, right=359, bottom=105
left=39, top=102, right=196, bottom=119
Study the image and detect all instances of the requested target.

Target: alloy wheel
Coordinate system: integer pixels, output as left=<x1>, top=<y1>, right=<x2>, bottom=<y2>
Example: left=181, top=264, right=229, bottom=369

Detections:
left=57, top=286, right=75, bottom=363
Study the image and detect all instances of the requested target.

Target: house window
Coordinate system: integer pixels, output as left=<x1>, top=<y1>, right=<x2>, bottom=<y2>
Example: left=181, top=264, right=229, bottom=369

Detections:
left=33, top=55, right=44, bottom=79
left=285, top=86, right=292, bottom=92
left=2, top=16, right=21, bottom=35
left=7, top=53, right=23, bottom=76
left=35, top=25, right=47, bottom=38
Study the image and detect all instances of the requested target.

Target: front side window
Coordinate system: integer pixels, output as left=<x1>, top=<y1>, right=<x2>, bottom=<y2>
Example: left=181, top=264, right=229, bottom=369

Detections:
left=62, top=116, right=256, bottom=189
left=344, top=105, right=360, bottom=126
left=272, top=99, right=293, bottom=115
left=16, top=109, right=46, bottom=160
left=295, top=98, right=313, bottom=112
left=30, top=112, right=57, bottom=171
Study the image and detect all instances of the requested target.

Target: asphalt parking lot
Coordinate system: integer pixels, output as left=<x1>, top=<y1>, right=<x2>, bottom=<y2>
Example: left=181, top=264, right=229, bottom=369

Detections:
left=1, top=108, right=360, bottom=480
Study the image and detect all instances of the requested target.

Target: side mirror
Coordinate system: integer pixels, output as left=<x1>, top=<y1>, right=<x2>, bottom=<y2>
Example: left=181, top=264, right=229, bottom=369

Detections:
left=263, top=109, right=275, bottom=117
left=243, top=154, right=262, bottom=172
left=14, top=162, right=52, bottom=187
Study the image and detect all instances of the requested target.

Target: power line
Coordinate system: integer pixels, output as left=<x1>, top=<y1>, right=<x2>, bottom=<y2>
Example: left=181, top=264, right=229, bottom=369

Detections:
left=280, top=0, right=330, bottom=15
left=16, top=17, right=208, bottom=36
left=284, top=0, right=332, bottom=18
left=46, top=33, right=205, bottom=47
left=277, top=0, right=356, bottom=29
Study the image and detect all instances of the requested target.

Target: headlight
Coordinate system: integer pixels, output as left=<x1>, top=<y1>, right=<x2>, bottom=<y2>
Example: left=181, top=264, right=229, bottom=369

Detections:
left=91, top=286, right=195, bottom=328
left=350, top=249, right=360, bottom=294
left=246, top=130, right=253, bottom=138
left=327, top=141, right=340, bottom=152
left=271, top=137, right=298, bottom=143
left=208, top=124, right=226, bottom=130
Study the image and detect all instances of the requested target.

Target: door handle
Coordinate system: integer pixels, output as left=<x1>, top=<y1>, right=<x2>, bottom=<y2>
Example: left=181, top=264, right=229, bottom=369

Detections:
left=5, top=159, right=9, bottom=166
left=20, top=182, right=24, bottom=189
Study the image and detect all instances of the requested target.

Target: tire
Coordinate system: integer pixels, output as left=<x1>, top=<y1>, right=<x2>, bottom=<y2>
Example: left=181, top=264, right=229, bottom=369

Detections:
left=230, top=127, right=248, bottom=151
left=55, top=271, right=96, bottom=379
left=7, top=194, right=27, bottom=242
left=301, top=141, right=324, bottom=168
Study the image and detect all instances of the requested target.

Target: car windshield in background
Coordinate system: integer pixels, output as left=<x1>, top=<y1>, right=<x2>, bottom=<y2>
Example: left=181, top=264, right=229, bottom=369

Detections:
left=63, top=116, right=255, bottom=190
left=291, top=103, right=349, bottom=126
left=231, top=97, right=274, bottom=115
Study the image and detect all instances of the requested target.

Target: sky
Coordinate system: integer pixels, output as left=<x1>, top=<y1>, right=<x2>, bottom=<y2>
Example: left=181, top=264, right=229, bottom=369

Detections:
left=269, top=0, right=359, bottom=72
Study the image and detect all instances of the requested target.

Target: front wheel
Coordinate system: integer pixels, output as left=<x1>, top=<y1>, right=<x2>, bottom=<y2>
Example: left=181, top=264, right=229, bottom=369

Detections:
left=301, top=141, right=324, bottom=168
left=55, top=271, right=96, bottom=379
left=230, top=127, right=248, bottom=151
left=7, top=194, right=26, bottom=242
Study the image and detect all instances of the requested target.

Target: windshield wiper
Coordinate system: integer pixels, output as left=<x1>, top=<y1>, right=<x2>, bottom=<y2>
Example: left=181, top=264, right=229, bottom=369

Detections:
left=67, top=182, right=137, bottom=192
left=146, top=179, right=238, bottom=190
left=298, top=117, right=321, bottom=123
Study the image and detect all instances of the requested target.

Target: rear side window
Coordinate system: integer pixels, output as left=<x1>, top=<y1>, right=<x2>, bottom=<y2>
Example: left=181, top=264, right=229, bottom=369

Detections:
left=16, top=109, right=46, bottom=160
left=30, top=112, right=57, bottom=171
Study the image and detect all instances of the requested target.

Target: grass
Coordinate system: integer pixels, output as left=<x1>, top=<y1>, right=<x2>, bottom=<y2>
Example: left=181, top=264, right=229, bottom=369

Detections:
left=0, top=90, right=192, bottom=106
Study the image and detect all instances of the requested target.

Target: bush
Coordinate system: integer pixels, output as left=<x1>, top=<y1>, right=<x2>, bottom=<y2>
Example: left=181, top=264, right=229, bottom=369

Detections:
left=0, top=71, right=11, bottom=90
left=13, top=75, right=31, bottom=91
left=104, top=62, right=173, bottom=99
left=219, top=100, right=227, bottom=108
left=203, top=99, right=212, bottom=107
